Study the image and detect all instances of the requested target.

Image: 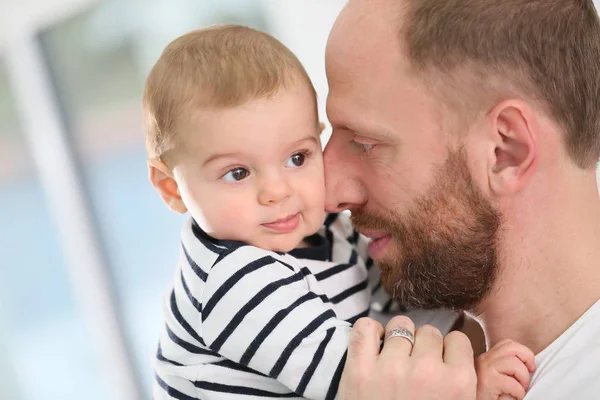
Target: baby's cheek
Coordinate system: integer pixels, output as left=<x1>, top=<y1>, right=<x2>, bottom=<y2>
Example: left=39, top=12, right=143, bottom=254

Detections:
left=305, top=194, right=327, bottom=232
left=193, top=194, right=246, bottom=239
left=216, top=200, right=255, bottom=238
left=307, top=185, right=326, bottom=213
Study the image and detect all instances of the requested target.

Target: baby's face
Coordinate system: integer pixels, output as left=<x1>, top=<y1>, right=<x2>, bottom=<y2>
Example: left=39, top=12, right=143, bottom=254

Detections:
left=173, top=83, right=325, bottom=252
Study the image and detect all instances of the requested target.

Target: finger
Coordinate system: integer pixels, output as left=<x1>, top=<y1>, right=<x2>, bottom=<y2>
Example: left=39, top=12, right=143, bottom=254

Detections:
left=411, top=324, right=444, bottom=361
left=494, top=358, right=532, bottom=391
left=494, top=340, right=536, bottom=373
left=443, top=330, right=475, bottom=366
left=380, top=316, right=416, bottom=359
left=496, top=375, right=526, bottom=400
left=347, top=317, right=385, bottom=367
left=338, top=318, right=385, bottom=399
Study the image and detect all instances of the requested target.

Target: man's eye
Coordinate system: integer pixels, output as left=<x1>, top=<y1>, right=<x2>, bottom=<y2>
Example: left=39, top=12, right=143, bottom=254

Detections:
left=350, top=139, right=374, bottom=152
left=222, top=168, right=249, bottom=182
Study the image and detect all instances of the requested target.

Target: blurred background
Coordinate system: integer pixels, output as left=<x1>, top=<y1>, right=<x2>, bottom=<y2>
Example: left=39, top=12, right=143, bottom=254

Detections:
left=0, top=1, right=599, bottom=399
left=0, top=0, right=345, bottom=399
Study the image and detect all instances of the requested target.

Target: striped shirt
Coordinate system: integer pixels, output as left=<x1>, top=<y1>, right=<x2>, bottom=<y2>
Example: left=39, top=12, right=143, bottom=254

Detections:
left=154, top=213, right=393, bottom=400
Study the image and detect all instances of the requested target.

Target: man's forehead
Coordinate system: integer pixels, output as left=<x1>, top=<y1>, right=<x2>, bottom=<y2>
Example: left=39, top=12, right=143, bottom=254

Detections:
left=327, top=0, right=403, bottom=71
left=330, top=0, right=403, bottom=38
left=326, top=0, right=409, bottom=109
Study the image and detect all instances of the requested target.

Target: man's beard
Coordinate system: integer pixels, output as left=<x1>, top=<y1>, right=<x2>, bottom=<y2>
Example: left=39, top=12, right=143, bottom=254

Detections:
left=352, top=149, right=501, bottom=312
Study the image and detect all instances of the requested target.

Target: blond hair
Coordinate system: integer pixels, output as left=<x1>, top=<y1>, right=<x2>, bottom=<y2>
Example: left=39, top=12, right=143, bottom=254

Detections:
left=143, top=25, right=317, bottom=161
left=403, top=0, right=600, bottom=168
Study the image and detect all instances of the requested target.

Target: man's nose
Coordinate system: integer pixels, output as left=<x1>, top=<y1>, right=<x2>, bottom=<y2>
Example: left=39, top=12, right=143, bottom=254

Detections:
left=257, top=172, right=292, bottom=205
left=323, top=135, right=367, bottom=213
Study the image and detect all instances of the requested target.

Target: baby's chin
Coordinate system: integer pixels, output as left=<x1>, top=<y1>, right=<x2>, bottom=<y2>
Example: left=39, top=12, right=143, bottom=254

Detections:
left=250, top=233, right=307, bottom=253
left=256, top=239, right=301, bottom=253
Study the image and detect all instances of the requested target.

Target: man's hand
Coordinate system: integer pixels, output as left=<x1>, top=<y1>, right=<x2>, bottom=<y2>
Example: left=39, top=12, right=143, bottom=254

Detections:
left=338, top=316, right=477, bottom=400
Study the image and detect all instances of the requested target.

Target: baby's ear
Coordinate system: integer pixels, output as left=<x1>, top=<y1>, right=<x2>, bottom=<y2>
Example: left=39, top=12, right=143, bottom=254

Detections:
left=147, top=158, right=188, bottom=214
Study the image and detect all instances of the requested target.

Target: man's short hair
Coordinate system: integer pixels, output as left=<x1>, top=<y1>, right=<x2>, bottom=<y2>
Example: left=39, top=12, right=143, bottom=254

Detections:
left=403, top=0, right=600, bottom=168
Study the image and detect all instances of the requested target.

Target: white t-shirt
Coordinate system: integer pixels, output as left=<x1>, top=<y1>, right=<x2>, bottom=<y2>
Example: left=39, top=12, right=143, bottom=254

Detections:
left=526, top=300, right=600, bottom=399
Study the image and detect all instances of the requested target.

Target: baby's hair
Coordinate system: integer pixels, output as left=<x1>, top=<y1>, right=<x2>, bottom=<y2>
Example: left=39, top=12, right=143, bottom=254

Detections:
left=143, top=25, right=317, bottom=163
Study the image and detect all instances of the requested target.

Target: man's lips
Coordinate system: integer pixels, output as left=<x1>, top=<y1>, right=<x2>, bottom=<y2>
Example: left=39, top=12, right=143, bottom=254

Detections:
left=358, top=230, right=392, bottom=259
left=357, top=229, right=387, bottom=240
left=262, top=213, right=300, bottom=233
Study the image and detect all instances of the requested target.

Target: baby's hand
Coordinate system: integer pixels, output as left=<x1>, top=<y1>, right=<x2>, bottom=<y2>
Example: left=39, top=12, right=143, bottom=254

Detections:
left=476, top=339, right=536, bottom=400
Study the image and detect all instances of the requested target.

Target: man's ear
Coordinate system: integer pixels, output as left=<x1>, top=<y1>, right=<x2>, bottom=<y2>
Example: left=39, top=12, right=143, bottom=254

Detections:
left=486, top=100, right=538, bottom=196
left=147, top=158, right=188, bottom=214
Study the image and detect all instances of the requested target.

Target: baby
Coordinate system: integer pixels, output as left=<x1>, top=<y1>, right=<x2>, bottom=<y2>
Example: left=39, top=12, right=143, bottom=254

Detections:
left=143, top=25, right=534, bottom=400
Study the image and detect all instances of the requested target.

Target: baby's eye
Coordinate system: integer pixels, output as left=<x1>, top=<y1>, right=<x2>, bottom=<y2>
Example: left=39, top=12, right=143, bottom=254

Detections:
left=286, top=152, right=306, bottom=167
left=222, top=168, right=249, bottom=182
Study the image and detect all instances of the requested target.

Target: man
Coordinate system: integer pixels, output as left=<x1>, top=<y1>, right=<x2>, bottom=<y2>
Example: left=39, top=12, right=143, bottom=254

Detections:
left=324, top=0, right=600, bottom=398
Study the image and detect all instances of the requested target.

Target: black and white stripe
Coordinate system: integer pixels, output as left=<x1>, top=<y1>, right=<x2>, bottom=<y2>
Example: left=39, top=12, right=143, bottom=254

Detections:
left=154, top=213, right=375, bottom=400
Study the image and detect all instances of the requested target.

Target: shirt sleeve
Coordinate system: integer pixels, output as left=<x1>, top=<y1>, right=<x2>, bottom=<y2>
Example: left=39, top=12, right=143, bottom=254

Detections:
left=200, top=245, right=351, bottom=400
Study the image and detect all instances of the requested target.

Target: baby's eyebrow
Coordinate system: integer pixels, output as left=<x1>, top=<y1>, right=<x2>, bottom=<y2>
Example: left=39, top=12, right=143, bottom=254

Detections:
left=202, top=136, right=319, bottom=167
left=202, top=152, right=242, bottom=167
left=292, top=135, right=320, bottom=146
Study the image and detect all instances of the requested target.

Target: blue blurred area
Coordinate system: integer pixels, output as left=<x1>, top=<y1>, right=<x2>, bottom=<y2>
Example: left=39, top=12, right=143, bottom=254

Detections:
left=0, top=150, right=184, bottom=399
left=0, top=1, right=269, bottom=398
left=0, top=1, right=312, bottom=398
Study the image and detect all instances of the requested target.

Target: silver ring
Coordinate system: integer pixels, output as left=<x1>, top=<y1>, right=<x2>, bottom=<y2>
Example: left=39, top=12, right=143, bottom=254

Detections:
left=384, top=327, right=415, bottom=347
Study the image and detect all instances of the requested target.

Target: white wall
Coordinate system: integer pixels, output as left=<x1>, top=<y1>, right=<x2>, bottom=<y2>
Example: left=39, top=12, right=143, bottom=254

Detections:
left=0, top=0, right=99, bottom=51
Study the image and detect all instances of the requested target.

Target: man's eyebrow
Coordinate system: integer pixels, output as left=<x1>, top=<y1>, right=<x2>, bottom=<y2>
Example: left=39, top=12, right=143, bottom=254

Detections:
left=332, top=121, right=392, bottom=140
left=332, top=122, right=368, bottom=137
left=330, top=119, right=359, bottom=132
left=331, top=123, right=350, bottom=131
